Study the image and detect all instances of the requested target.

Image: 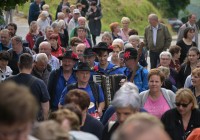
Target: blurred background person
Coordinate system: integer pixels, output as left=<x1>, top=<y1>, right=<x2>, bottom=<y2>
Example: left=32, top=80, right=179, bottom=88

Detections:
left=178, top=47, right=200, bottom=88
left=0, top=51, right=12, bottom=82
left=169, top=45, right=181, bottom=72
left=26, top=21, right=43, bottom=50
left=101, top=31, right=113, bottom=46
left=118, top=17, right=131, bottom=42
left=87, top=1, right=102, bottom=45
left=110, top=22, right=121, bottom=40
left=176, top=27, right=196, bottom=64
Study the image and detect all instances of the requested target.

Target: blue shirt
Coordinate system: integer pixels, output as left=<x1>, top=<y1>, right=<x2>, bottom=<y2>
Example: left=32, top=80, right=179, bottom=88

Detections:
left=53, top=69, right=77, bottom=108
left=0, top=42, right=12, bottom=51
left=97, top=62, right=124, bottom=75
left=124, top=65, right=149, bottom=93
left=60, top=84, right=105, bottom=113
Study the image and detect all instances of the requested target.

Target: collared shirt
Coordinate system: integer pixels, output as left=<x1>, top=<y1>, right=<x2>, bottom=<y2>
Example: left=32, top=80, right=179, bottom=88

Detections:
left=48, top=55, right=60, bottom=70
left=0, top=42, right=12, bottom=51
left=53, top=69, right=76, bottom=108
left=152, top=25, right=158, bottom=46
left=59, top=83, right=105, bottom=113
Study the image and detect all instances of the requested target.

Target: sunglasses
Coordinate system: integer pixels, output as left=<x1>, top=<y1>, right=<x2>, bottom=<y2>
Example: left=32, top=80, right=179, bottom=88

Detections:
left=175, top=102, right=191, bottom=108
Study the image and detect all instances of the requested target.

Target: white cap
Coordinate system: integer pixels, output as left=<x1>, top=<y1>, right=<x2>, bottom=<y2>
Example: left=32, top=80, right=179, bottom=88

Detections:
left=73, top=9, right=80, bottom=14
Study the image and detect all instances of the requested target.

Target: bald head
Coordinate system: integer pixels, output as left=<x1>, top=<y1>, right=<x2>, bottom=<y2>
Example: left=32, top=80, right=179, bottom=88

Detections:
left=39, top=41, right=51, bottom=56
left=78, top=17, right=86, bottom=27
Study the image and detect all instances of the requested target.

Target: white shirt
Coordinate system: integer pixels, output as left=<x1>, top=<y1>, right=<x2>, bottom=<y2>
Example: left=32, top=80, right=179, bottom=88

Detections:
left=152, top=25, right=158, bottom=46
left=0, top=66, right=12, bottom=82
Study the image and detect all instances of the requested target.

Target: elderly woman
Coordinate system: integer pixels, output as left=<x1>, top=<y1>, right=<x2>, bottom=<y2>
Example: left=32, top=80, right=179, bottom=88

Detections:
left=169, top=45, right=181, bottom=72
left=58, top=19, right=69, bottom=48
left=140, top=69, right=176, bottom=118
left=161, top=88, right=200, bottom=140
left=110, top=22, right=121, bottom=40
left=178, top=47, right=200, bottom=88
left=128, top=35, right=148, bottom=68
left=159, top=51, right=178, bottom=87
left=101, top=31, right=113, bottom=46
left=176, top=27, right=197, bottom=64
left=102, top=82, right=141, bottom=140
left=37, top=11, right=50, bottom=35
left=118, top=17, right=131, bottom=42
left=26, top=21, right=43, bottom=49
left=190, top=68, right=200, bottom=107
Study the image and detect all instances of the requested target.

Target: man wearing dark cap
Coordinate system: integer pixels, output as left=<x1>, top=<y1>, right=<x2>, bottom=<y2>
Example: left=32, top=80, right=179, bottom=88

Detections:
left=92, top=42, right=124, bottom=75
left=83, top=48, right=97, bottom=68
left=59, top=62, right=105, bottom=116
left=124, top=48, right=148, bottom=93
left=48, top=50, right=78, bottom=111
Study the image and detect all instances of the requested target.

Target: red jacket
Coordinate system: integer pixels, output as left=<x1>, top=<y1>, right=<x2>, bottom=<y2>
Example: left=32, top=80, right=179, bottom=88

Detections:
left=26, top=32, right=43, bottom=49
left=51, top=45, right=65, bottom=58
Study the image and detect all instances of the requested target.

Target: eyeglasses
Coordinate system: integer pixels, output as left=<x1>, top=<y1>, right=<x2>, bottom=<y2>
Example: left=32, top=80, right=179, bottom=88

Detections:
left=175, top=102, right=191, bottom=108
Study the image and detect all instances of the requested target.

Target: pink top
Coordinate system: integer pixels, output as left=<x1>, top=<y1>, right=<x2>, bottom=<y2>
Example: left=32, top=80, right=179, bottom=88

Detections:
left=83, top=39, right=91, bottom=48
left=118, top=28, right=130, bottom=42
left=144, top=94, right=170, bottom=118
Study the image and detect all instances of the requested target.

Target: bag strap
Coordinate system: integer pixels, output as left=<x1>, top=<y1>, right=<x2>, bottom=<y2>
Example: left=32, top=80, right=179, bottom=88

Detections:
left=89, top=81, right=99, bottom=109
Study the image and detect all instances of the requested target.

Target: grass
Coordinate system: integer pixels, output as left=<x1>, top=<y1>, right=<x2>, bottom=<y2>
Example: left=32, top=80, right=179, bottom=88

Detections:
left=18, top=0, right=166, bottom=35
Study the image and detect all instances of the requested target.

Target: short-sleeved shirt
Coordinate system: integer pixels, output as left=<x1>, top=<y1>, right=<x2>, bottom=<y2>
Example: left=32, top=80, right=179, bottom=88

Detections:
left=6, top=73, right=50, bottom=103
left=60, top=83, right=105, bottom=113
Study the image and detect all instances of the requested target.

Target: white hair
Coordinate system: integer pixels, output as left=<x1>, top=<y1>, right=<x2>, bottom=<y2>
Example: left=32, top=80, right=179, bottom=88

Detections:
left=124, top=43, right=133, bottom=50
left=159, top=51, right=172, bottom=59
left=35, top=53, right=48, bottom=63
left=112, top=82, right=140, bottom=110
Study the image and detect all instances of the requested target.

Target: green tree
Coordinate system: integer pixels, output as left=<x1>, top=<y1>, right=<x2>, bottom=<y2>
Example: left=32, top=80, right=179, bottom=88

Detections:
left=149, top=0, right=190, bottom=17
left=0, top=0, right=28, bottom=11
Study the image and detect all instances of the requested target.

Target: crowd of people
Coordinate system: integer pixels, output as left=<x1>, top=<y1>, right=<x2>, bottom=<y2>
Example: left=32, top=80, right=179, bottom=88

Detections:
left=1, top=0, right=200, bottom=140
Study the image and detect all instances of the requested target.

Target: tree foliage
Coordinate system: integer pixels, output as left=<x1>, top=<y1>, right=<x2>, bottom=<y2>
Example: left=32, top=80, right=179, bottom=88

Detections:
left=149, top=0, right=190, bottom=17
left=0, top=0, right=28, bottom=10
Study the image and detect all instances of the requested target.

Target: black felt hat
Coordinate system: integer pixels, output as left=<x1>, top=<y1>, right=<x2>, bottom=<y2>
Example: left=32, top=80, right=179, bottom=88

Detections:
left=73, top=62, right=91, bottom=71
left=83, top=48, right=96, bottom=57
left=124, top=48, right=138, bottom=60
left=58, top=50, right=79, bottom=61
left=92, top=42, right=113, bottom=53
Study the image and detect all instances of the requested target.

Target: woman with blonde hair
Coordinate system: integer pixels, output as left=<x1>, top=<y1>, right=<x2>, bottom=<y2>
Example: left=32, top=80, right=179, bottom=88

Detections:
left=26, top=21, right=43, bottom=49
left=108, top=43, right=123, bottom=66
left=161, top=88, right=200, bottom=140
left=118, top=17, right=131, bottom=42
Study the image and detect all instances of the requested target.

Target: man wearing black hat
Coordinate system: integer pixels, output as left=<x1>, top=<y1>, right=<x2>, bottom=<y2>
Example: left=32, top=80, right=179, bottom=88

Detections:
left=48, top=50, right=78, bottom=111
left=92, top=42, right=124, bottom=75
left=124, top=48, right=149, bottom=93
left=59, top=62, right=105, bottom=116
left=83, top=48, right=97, bottom=68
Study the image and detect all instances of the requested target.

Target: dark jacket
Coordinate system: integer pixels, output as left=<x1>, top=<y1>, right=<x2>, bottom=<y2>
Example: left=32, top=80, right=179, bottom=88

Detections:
left=87, top=7, right=102, bottom=36
left=161, top=108, right=200, bottom=140
left=31, top=64, right=51, bottom=86
left=178, top=63, right=191, bottom=88
left=101, top=121, right=119, bottom=140
left=8, top=47, right=33, bottom=75
left=28, top=2, right=40, bottom=25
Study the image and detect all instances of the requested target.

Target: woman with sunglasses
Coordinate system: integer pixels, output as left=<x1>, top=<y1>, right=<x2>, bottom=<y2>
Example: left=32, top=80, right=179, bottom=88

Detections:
left=161, top=88, right=200, bottom=140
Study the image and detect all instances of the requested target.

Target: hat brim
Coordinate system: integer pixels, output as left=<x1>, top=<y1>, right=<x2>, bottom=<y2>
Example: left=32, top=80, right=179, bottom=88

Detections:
left=58, top=56, right=79, bottom=61
left=73, top=68, right=91, bottom=71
